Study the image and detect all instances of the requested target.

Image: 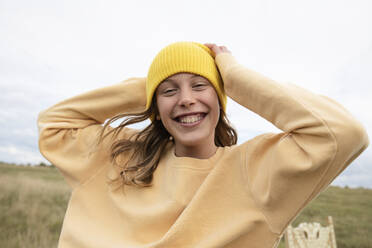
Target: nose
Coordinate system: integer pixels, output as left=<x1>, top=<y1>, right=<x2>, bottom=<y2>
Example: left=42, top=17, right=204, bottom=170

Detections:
left=178, top=87, right=196, bottom=108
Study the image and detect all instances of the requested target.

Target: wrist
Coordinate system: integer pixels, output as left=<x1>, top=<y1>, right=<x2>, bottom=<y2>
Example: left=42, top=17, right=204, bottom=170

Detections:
left=215, top=53, right=240, bottom=91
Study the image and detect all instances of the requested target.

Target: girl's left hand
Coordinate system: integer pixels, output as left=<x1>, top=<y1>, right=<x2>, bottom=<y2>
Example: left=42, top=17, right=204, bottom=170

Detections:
left=204, top=43, right=231, bottom=57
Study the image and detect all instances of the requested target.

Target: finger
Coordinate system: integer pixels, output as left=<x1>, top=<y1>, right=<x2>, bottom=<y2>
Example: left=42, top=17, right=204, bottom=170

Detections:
left=204, top=43, right=218, bottom=57
left=204, top=43, right=217, bottom=50
left=204, top=43, right=231, bottom=55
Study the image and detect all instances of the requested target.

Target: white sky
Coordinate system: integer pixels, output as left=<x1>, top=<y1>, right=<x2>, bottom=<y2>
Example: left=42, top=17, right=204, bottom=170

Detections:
left=0, top=0, right=371, bottom=187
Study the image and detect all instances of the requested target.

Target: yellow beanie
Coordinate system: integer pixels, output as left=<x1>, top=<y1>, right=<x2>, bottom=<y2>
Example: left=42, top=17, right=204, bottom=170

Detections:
left=146, top=41, right=226, bottom=111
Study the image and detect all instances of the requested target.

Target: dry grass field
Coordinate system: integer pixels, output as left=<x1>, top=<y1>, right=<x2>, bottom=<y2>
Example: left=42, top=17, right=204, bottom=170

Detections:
left=1, top=162, right=371, bottom=248
left=0, top=162, right=70, bottom=248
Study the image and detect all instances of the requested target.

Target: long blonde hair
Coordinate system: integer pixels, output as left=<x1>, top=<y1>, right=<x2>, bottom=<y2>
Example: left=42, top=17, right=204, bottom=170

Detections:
left=97, top=99, right=237, bottom=188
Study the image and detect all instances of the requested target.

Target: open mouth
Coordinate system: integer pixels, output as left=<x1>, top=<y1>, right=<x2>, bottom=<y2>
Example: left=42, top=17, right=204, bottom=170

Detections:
left=174, top=113, right=207, bottom=124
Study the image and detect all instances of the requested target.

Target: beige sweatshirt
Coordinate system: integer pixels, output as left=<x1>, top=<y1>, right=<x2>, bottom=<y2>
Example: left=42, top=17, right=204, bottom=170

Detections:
left=38, top=53, right=369, bottom=248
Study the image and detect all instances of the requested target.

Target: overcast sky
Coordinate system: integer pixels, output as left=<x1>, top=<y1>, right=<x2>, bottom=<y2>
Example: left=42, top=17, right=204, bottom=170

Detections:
left=1, top=0, right=371, bottom=188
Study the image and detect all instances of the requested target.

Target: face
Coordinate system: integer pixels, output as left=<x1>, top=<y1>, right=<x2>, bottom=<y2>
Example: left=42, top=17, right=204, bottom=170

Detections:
left=155, top=73, right=220, bottom=150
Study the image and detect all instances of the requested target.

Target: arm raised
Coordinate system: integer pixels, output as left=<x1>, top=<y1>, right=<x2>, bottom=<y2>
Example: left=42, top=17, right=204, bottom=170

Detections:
left=216, top=52, right=369, bottom=234
left=37, top=77, right=146, bottom=188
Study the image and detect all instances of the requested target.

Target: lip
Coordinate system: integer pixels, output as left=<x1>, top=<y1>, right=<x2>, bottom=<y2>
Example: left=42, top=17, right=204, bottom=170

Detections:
left=173, top=112, right=207, bottom=119
left=173, top=112, right=207, bottom=127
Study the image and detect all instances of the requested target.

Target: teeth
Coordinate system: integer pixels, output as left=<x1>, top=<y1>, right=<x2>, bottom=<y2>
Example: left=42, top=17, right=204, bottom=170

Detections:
left=179, top=114, right=203, bottom=124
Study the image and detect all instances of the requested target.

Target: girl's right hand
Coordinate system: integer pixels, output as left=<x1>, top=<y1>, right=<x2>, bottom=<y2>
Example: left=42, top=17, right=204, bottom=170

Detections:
left=204, top=43, right=231, bottom=57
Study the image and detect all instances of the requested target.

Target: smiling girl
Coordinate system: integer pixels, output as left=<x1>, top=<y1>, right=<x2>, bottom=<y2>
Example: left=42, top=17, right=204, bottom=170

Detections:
left=38, top=42, right=369, bottom=248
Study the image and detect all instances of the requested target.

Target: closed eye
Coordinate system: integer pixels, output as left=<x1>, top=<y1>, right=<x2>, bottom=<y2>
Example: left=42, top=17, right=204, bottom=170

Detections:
left=162, top=88, right=177, bottom=96
left=193, top=83, right=208, bottom=90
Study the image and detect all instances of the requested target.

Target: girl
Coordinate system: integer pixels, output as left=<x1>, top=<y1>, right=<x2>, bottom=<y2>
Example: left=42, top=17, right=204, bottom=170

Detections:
left=38, top=42, right=369, bottom=248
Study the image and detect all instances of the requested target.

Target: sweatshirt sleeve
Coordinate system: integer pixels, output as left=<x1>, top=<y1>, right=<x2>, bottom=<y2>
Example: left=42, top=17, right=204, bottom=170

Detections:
left=215, top=53, right=369, bottom=234
left=37, top=77, right=147, bottom=188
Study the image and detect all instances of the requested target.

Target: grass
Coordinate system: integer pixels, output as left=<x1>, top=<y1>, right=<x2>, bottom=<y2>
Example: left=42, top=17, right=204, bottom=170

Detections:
left=277, top=185, right=372, bottom=248
left=0, top=162, right=70, bottom=248
left=1, top=162, right=371, bottom=248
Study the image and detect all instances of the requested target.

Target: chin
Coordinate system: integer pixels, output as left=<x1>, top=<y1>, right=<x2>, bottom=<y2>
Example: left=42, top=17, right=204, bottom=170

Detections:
left=174, top=132, right=213, bottom=148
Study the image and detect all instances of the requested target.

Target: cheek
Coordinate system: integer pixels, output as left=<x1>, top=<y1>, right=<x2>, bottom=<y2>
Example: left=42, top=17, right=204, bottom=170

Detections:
left=206, top=92, right=220, bottom=114
left=156, top=98, right=172, bottom=120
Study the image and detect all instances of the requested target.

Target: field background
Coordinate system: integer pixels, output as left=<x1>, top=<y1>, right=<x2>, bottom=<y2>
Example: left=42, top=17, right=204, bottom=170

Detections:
left=1, top=162, right=371, bottom=248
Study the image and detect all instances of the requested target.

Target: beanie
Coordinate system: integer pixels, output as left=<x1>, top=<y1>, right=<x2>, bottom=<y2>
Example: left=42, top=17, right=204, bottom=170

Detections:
left=146, top=41, right=226, bottom=112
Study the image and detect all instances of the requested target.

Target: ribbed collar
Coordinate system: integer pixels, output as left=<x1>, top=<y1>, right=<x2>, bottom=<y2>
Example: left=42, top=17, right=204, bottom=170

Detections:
left=161, top=142, right=226, bottom=171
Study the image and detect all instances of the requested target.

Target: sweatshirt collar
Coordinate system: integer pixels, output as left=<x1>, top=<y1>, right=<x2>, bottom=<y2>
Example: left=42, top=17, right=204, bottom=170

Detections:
left=162, top=142, right=225, bottom=170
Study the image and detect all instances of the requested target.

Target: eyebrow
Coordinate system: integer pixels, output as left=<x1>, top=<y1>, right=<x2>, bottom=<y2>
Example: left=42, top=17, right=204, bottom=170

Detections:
left=162, top=78, right=176, bottom=84
left=163, top=74, right=204, bottom=83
